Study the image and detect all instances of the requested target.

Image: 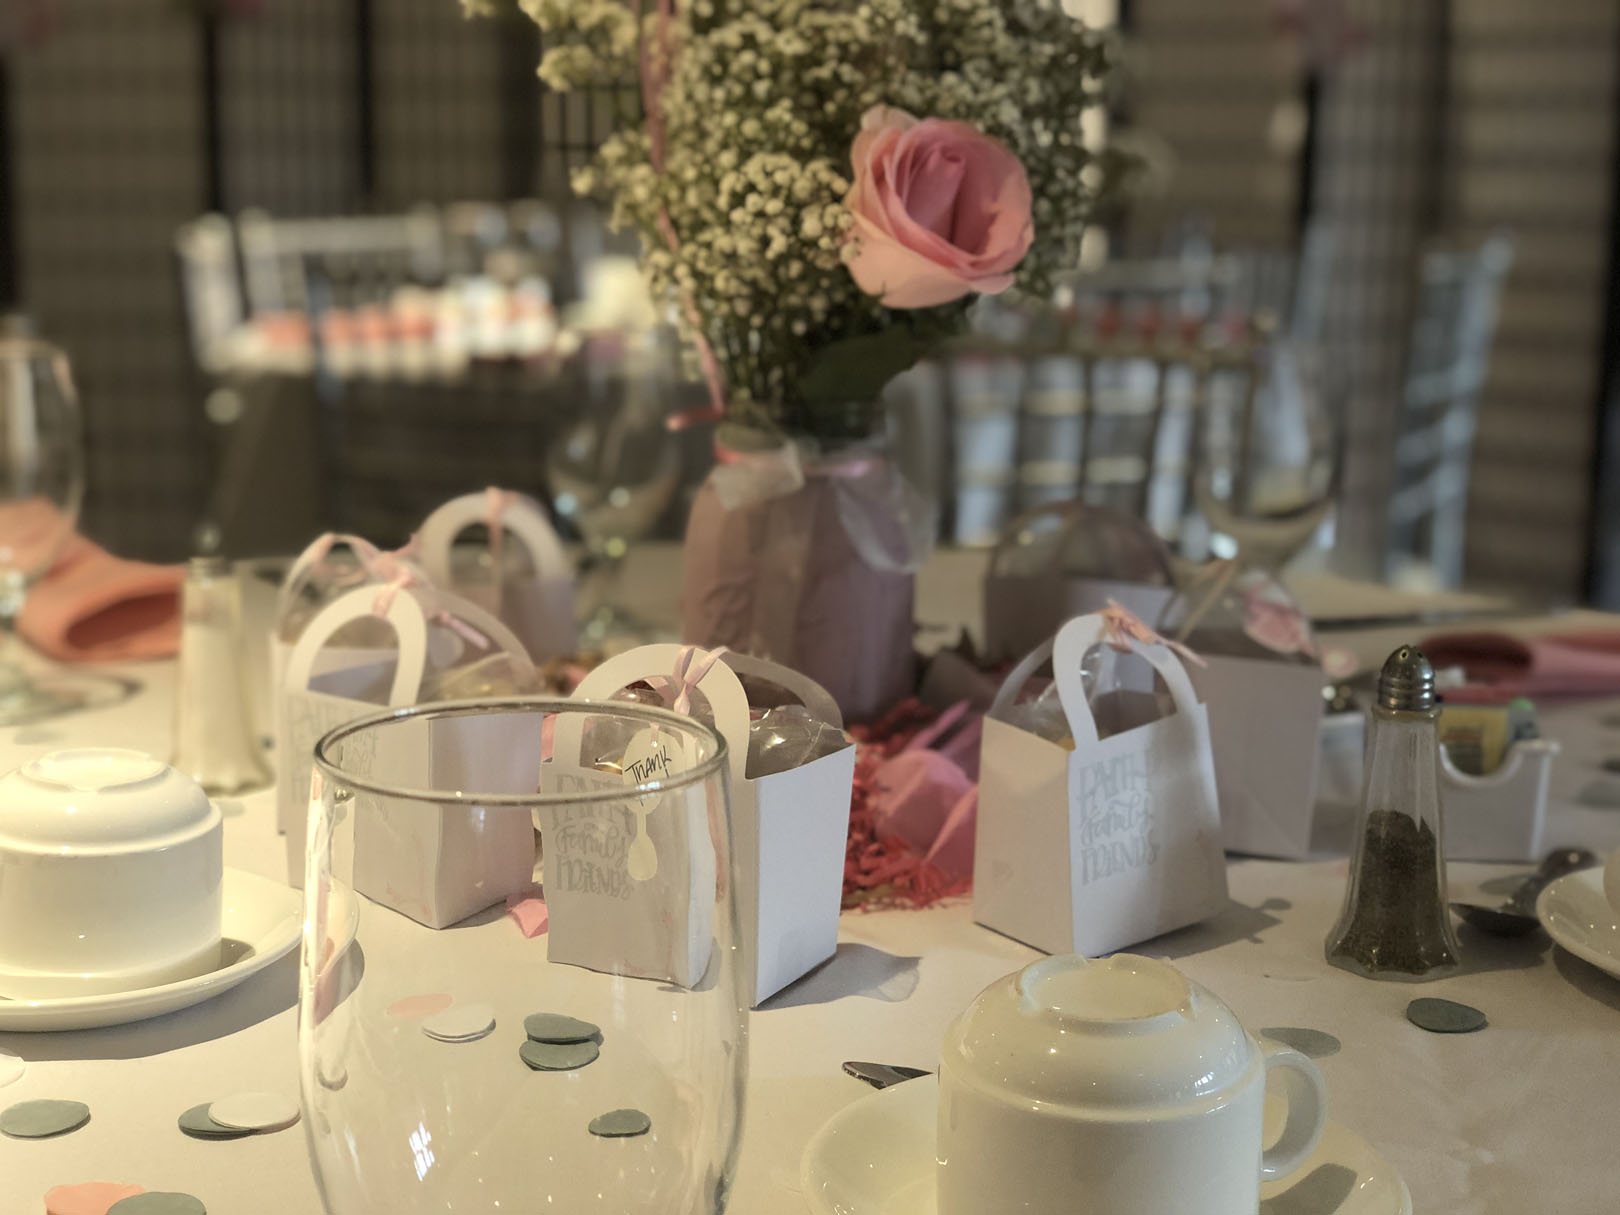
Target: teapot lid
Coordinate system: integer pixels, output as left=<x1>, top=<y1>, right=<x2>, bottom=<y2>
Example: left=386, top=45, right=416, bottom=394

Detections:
left=944, top=954, right=1256, bottom=1112
left=0, top=748, right=217, bottom=853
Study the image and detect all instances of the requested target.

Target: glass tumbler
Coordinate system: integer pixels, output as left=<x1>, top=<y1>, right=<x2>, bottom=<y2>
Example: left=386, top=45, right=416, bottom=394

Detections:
left=302, top=698, right=747, bottom=1214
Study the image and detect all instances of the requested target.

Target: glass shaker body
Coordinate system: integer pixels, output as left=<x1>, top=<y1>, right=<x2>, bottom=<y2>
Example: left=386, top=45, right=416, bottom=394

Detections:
left=173, top=556, right=271, bottom=794
left=1325, top=700, right=1461, bottom=980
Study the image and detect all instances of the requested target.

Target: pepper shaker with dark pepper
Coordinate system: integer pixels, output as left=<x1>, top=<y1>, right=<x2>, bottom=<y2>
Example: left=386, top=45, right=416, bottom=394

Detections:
left=1325, top=644, right=1461, bottom=980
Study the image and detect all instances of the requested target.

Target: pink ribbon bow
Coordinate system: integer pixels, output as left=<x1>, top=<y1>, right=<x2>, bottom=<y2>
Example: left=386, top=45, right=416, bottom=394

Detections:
left=368, top=552, right=489, bottom=651
left=667, top=644, right=728, bottom=716
left=1099, top=598, right=1207, bottom=668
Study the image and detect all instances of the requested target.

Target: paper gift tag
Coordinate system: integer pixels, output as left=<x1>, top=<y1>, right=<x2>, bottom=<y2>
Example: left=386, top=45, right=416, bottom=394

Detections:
left=542, top=672, right=731, bottom=990
left=417, top=491, right=577, bottom=661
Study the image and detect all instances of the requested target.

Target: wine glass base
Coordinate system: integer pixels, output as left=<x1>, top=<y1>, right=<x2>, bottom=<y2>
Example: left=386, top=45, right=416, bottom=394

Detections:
left=0, top=670, right=140, bottom=727
left=580, top=602, right=662, bottom=647
left=0, top=682, right=86, bottom=727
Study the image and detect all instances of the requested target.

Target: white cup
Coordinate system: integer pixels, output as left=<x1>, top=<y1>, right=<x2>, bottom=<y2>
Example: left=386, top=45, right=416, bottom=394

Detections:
left=938, top=953, right=1327, bottom=1215
left=0, top=748, right=222, bottom=998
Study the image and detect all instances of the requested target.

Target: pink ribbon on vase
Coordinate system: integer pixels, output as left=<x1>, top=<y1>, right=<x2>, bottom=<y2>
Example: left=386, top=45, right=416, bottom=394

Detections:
left=806, top=450, right=884, bottom=480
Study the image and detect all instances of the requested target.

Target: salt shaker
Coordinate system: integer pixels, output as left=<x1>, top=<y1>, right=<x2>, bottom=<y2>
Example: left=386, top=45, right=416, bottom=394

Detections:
left=172, top=555, right=270, bottom=794
left=1324, top=645, right=1461, bottom=980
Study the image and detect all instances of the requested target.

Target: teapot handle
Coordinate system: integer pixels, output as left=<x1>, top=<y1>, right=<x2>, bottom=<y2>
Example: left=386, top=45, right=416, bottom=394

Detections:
left=1258, top=1041, right=1328, bottom=1182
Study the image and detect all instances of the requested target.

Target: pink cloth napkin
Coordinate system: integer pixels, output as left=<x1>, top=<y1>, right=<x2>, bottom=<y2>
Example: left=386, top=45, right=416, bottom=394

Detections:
left=19, top=533, right=183, bottom=662
left=1422, top=630, right=1620, bottom=703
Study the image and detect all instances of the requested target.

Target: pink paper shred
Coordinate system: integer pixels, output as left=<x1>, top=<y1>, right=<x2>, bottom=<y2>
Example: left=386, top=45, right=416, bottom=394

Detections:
left=844, top=699, right=978, bottom=911
left=507, top=891, right=549, bottom=938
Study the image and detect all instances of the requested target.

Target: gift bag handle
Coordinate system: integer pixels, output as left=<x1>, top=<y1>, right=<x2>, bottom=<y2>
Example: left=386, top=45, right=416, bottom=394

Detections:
left=284, top=583, right=428, bottom=706
left=416, top=490, right=572, bottom=584
left=718, top=651, right=844, bottom=730
left=275, top=532, right=381, bottom=625
left=990, top=613, right=1202, bottom=750
left=569, top=643, right=750, bottom=782
left=424, top=587, right=537, bottom=674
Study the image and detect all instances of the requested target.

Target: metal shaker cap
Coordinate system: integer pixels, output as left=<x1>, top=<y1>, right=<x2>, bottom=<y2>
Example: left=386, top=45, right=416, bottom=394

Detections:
left=1376, top=645, right=1435, bottom=711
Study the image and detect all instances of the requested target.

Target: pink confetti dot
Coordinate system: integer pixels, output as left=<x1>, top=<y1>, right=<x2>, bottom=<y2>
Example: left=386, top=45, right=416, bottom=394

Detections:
left=45, top=1182, right=145, bottom=1215
left=386, top=993, right=454, bottom=1019
left=506, top=894, right=549, bottom=938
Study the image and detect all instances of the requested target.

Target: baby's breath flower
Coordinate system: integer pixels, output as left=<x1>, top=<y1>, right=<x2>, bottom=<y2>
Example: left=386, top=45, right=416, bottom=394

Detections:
left=476, top=0, right=1115, bottom=435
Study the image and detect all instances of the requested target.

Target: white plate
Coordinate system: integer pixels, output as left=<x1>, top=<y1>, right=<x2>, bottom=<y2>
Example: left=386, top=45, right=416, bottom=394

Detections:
left=1538, top=868, right=1620, bottom=980
left=0, top=868, right=300, bottom=1032
left=802, top=1076, right=1412, bottom=1215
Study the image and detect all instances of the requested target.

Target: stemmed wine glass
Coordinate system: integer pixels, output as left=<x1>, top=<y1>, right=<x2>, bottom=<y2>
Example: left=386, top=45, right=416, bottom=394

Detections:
left=302, top=698, right=747, bottom=1215
left=1161, top=327, right=1340, bottom=657
left=547, top=330, right=682, bottom=642
left=0, top=338, right=87, bottom=724
left=1190, top=328, right=1342, bottom=573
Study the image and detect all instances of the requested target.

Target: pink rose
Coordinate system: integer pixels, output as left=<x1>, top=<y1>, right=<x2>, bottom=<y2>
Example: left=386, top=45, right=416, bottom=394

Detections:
left=842, top=106, right=1034, bottom=309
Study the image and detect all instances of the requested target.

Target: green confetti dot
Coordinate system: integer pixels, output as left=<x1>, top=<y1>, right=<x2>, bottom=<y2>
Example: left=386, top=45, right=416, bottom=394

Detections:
left=1260, top=1027, right=1342, bottom=1058
left=177, top=1104, right=253, bottom=1141
left=589, top=1108, right=651, bottom=1138
left=519, top=1038, right=600, bottom=1072
left=524, top=1012, right=600, bottom=1043
left=1, top=1098, right=90, bottom=1139
left=1406, top=997, right=1487, bottom=1034
left=108, top=1194, right=208, bottom=1215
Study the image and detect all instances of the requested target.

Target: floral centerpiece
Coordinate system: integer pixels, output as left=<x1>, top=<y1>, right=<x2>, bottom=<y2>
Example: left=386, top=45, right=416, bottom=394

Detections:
left=464, top=0, right=1119, bottom=720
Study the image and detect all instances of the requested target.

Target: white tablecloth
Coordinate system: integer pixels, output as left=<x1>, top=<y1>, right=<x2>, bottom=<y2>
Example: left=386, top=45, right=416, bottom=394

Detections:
left=3, top=571, right=1620, bottom=1214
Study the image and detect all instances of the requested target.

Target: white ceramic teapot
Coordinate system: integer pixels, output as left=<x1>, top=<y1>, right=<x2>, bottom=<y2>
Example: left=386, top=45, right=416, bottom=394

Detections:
left=937, top=953, right=1327, bottom=1215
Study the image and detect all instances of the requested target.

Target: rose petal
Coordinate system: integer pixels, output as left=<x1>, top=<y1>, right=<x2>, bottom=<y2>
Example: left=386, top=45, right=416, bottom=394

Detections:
left=842, top=108, right=1033, bottom=308
left=846, top=214, right=979, bottom=307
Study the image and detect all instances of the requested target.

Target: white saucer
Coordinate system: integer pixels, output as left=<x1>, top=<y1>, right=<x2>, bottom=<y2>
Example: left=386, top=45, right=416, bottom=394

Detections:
left=0, top=868, right=300, bottom=1032
left=802, top=1076, right=1412, bottom=1215
left=1538, top=868, right=1620, bottom=981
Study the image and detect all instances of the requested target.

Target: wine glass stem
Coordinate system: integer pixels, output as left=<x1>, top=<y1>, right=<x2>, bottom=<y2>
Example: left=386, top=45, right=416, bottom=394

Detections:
left=0, top=579, right=33, bottom=700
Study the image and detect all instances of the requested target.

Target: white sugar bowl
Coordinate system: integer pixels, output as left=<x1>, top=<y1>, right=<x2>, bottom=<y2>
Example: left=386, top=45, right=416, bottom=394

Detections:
left=0, top=748, right=223, bottom=999
left=938, top=954, right=1327, bottom=1215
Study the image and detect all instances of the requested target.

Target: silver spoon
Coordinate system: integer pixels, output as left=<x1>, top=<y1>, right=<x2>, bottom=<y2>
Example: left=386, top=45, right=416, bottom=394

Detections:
left=1450, top=848, right=1598, bottom=936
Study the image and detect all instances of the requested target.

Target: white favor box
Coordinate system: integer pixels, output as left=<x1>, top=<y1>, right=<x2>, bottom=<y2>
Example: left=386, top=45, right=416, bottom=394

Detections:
left=268, top=533, right=390, bottom=773
left=544, top=645, right=855, bottom=1006
left=279, top=583, right=538, bottom=929
left=416, top=490, right=577, bottom=662
left=974, top=614, right=1229, bottom=957
left=349, top=708, right=543, bottom=929
left=1190, top=654, right=1328, bottom=859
